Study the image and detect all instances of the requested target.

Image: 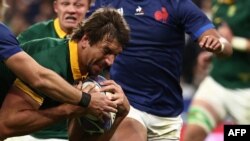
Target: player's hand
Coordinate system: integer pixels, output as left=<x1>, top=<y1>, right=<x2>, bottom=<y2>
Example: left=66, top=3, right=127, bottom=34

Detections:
left=199, top=35, right=223, bottom=54
left=100, top=80, right=130, bottom=118
left=81, top=81, right=118, bottom=119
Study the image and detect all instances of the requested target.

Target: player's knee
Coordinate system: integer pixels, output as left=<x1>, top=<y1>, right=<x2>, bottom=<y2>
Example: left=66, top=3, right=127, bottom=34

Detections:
left=187, top=105, right=216, bottom=132
left=183, top=124, right=207, bottom=141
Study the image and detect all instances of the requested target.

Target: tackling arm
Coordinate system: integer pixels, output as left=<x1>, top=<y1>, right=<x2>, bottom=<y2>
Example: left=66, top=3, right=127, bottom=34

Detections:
left=4, top=51, right=82, bottom=105
left=0, top=85, right=87, bottom=140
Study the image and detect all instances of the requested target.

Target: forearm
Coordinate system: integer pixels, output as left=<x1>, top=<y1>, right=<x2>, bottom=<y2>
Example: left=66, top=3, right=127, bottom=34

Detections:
left=5, top=51, right=82, bottom=105
left=0, top=104, right=88, bottom=139
left=0, top=106, right=67, bottom=139
left=35, top=67, right=82, bottom=104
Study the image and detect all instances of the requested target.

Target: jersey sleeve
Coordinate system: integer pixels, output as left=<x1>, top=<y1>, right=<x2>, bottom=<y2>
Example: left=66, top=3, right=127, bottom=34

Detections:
left=17, top=29, right=33, bottom=44
left=176, top=0, right=215, bottom=40
left=0, top=23, right=22, bottom=61
left=14, top=79, right=44, bottom=105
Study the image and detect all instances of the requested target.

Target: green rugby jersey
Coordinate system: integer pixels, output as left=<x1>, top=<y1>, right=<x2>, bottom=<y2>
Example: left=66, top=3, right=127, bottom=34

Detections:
left=16, top=18, right=70, bottom=139
left=0, top=38, right=85, bottom=139
left=210, top=0, right=250, bottom=88
left=17, top=18, right=67, bottom=43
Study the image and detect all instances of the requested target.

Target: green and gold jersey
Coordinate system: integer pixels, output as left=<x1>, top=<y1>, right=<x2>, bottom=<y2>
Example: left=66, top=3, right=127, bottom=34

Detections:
left=16, top=18, right=71, bottom=139
left=210, top=0, right=250, bottom=88
left=17, top=18, right=67, bottom=44
left=0, top=38, right=85, bottom=139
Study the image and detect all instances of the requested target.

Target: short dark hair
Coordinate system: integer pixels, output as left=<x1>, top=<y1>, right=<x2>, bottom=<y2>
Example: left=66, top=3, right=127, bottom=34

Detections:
left=71, top=7, right=130, bottom=48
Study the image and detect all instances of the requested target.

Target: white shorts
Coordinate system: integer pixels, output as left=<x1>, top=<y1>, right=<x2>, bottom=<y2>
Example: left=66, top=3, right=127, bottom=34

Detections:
left=127, top=106, right=183, bottom=141
left=188, top=76, right=250, bottom=132
left=4, top=135, right=67, bottom=141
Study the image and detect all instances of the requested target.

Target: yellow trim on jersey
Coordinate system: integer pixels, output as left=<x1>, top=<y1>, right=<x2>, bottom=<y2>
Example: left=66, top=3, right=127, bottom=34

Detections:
left=54, top=18, right=67, bottom=39
left=69, top=40, right=88, bottom=80
left=218, top=0, right=235, bottom=5
left=14, top=79, right=44, bottom=105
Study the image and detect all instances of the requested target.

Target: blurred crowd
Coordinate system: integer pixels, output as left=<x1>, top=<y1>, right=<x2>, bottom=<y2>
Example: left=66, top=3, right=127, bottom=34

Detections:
left=3, top=0, right=55, bottom=36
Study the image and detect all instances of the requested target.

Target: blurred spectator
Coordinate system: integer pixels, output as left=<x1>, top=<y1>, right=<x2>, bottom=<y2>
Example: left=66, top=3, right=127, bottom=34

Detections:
left=8, top=13, right=29, bottom=35
left=3, top=0, right=54, bottom=36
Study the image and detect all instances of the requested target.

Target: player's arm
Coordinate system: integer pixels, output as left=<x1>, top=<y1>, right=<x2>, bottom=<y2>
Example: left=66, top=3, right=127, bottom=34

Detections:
left=4, top=51, right=83, bottom=105
left=0, top=78, right=118, bottom=140
left=0, top=85, right=87, bottom=140
left=197, top=28, right=233, bottom=57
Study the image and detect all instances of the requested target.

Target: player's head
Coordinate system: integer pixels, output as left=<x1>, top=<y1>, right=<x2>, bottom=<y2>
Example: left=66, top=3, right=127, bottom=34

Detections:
left=0, top=0, right=8, bottom=21
left=71, top=7, right=130, bottom=76
left=53, top=0, right=91, bottom=34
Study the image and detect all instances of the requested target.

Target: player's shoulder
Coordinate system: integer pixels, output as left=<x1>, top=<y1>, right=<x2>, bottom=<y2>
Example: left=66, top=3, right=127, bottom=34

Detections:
left=21, top=37, right=67, bottom=50
left=0, top=23, right=19, bottom=48
left=24, top=37, right=65, bottom=45
left=20, top=19, right=53, bottom=35
left=0, top=22, right=9, bottom=31
left=0, top=23, right=14, bottom=38
left=27, top=19, right=53, bottom=29
left=17, top=19, right=54, bottom=42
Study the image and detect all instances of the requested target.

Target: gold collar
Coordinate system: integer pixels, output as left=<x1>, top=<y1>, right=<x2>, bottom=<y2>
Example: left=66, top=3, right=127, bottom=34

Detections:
left=68, top=40, right=88, bottom=80
left=54, top=18, right=67, bottom=39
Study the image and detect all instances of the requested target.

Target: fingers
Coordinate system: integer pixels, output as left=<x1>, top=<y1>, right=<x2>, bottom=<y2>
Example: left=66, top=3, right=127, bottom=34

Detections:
left=82, top=82, right=96, bottom=93
left=88, top=79, right=129, bottom=119
left=73, top=81, right=82, bottom=90
left=88, top=90, right=118, bottom=113
left=100, top=80, right=122, bottom=93
left=105, top=100, right=118, bottom=113
left=199, top=35, right=222, bottom=53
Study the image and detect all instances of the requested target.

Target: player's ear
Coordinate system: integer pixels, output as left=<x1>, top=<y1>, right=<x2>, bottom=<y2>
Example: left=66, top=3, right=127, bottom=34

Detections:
left=80, top=35, right=89, bottom=49
left=53, top=0, right=58, bottom=13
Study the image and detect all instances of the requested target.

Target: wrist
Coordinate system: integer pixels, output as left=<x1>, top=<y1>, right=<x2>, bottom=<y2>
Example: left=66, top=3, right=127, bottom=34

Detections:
left=219, top=37, right=226, bottom=53
left=78, top=92, right=91, bottom=107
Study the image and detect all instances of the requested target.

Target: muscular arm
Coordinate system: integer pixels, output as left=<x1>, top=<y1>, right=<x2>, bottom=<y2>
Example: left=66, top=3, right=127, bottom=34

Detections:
left=4, top=51, right=82, bottom=105
left=0, top=86, right=87, bottom=139
left=198, top=29, right=233, bottom=57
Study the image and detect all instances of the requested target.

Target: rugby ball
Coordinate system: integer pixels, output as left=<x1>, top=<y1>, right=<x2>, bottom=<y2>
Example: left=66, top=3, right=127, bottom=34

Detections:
left=80, top=75, right=116, bottom=134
